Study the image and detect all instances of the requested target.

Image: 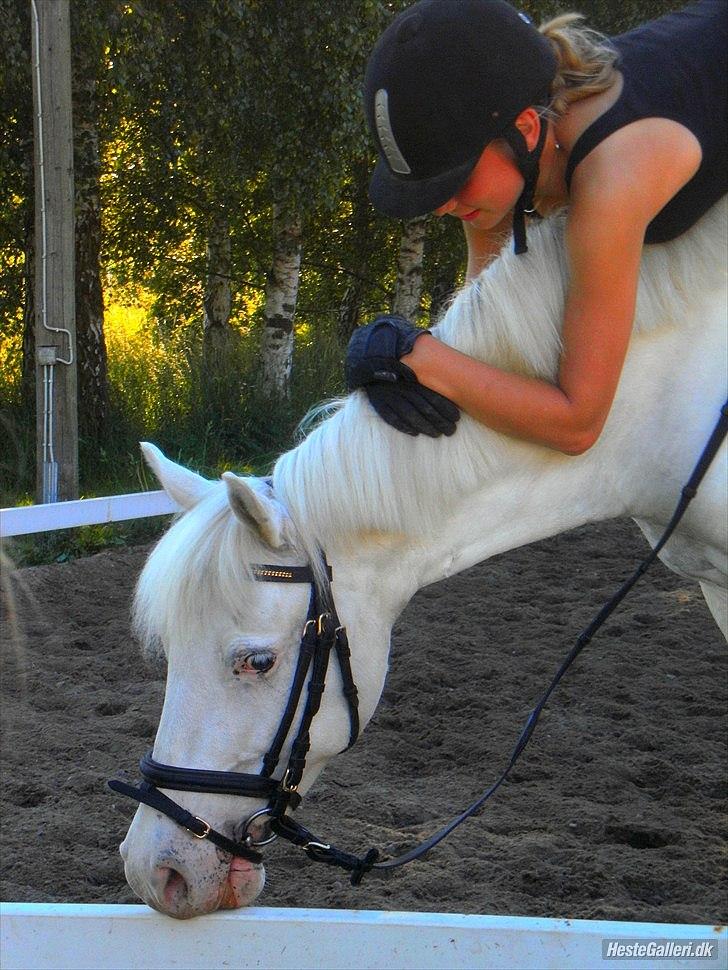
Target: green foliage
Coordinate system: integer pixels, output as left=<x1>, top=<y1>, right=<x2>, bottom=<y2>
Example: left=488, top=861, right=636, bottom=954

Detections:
left=522, top=0, right=683, bottom=30
left=0, top=0, right=690, bottom=534
left=0, top=0, right=32, bottom=342
left=3, top=517, right=169, bottom=568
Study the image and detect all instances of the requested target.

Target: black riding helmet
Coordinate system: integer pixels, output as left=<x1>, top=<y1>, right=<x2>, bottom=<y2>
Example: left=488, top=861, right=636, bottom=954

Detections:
left=364, top=0, right=557, bottom=253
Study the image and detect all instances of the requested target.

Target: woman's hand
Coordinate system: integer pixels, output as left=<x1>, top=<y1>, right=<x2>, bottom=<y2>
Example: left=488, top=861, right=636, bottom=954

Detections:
left=345, top=315, right=460, bottom=437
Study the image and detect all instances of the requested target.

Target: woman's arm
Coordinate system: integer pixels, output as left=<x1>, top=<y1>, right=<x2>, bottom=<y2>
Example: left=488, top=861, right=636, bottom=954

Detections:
left=403, top=121, right=701, bottom=454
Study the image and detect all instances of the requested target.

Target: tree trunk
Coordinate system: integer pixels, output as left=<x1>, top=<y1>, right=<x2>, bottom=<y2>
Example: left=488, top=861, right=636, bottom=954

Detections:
left=203, top=209, right=233, bottom=369
left=337, top=157, right=375, bottom=343
left=337, top=278, right=366, bottom=343
left=392, top=216, right=428, bottom=321
left=73, top=32, right=108, bottom=447
left=261, top=207, right=302, bottom=398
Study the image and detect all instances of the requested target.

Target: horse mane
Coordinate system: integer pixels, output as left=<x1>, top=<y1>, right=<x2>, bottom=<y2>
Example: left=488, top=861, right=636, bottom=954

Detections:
left=135, top=199, right=726, bottom=642
left=273, top=199, right=727, bottom=557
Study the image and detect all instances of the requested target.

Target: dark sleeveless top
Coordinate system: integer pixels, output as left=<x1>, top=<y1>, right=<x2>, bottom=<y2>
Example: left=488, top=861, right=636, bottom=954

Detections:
left=564, top=0, right=727, bottom=244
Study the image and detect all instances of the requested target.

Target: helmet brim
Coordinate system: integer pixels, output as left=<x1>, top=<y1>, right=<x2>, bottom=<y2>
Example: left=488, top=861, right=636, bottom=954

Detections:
left=368, top=152, right=481, bottom=220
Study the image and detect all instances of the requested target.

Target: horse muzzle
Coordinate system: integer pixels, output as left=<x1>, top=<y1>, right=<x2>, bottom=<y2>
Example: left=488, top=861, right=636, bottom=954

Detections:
left=120, top=808, right=266, bottom=919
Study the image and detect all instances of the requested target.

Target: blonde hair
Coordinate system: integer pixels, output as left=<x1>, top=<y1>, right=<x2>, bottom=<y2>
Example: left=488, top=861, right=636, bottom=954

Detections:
left=539, top=13, right=619, bottom=116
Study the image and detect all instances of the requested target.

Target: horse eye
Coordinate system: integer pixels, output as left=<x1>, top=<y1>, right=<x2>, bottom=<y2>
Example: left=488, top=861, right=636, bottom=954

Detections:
left=232, top=650, right=276, bottom=676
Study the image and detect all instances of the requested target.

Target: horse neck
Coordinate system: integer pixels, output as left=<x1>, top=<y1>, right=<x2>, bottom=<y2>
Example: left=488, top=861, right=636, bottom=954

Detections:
left=422, top=455, right=626, bottom=590
left=330, top=442, right=626, bottom=617
left=314, top=421, right=632, bottom=740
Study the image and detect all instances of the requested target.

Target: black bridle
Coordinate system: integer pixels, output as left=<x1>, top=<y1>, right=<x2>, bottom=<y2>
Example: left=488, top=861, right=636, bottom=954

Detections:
left=109, top=561, right=363, bottom=869
left=109, top=399, right=728, bottom=885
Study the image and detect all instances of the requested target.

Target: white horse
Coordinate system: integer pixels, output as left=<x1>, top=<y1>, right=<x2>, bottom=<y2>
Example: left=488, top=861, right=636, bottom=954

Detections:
left=118, top=199, right=727, bottom=918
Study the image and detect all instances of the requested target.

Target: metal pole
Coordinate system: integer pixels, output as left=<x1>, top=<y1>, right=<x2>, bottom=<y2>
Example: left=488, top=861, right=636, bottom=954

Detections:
left=30, top=0, right=78, bottom=502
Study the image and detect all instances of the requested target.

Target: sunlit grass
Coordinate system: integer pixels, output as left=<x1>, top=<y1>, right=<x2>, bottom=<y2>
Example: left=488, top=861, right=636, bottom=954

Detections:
left=103, top=285, right=193, bottom=436
left=0, top=288, right=24, bottom=408
left=105, top=300, right=148, bottom=338
left=2, top=274, right=348, bottom=562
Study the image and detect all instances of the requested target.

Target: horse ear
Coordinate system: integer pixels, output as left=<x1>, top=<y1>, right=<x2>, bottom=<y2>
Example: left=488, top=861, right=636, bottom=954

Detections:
left=222, top=472, right=287, bottom=549
left=140, top=442, right=214, bottom=510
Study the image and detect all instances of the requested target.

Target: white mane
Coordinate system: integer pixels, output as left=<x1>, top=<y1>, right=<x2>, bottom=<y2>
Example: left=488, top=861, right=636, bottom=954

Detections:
left=274, top=200, right=726, bottom=555
left=135, top=199, right=726, bottom=643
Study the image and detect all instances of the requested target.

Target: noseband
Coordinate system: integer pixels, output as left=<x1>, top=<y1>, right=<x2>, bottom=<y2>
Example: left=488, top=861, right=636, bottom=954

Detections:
left=109, top=558, right=365, bottom=871
left=109, top=400, right=728, bottom=885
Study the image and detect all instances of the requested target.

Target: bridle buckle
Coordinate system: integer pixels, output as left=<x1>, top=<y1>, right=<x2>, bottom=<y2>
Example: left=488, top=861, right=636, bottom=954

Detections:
left=302, top=612, right=331, bottom=639
left=316, top=612, right=331, bottom=636
left=192, top=816, right=211, bottom=839
left=302, top=839, right=331, bottom=852
left=281, top=768, right=298, bottom=795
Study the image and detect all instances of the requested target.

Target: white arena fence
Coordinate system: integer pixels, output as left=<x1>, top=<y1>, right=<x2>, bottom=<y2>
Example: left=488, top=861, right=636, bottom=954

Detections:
left=0, top=903, right=725, bottom=970
left=0, top=490, right=178, bottom=538
left=1, top=493, right=726, bottom=969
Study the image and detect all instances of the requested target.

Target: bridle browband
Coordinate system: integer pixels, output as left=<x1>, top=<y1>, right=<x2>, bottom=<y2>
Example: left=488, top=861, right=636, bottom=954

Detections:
left=109, top=399, right=728, bottom=885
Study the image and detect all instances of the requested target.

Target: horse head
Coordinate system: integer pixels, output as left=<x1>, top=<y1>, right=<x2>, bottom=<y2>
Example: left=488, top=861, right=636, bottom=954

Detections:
left=117, top=444, right=397, bottom=918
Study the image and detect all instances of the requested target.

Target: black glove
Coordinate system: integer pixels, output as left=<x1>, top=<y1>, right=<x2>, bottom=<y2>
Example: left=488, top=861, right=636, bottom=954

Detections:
left=345, top=315, right=460, bottom=437
left=366, top=380, right=460, bottom=437
left=345, top=315, right=428, bottom=390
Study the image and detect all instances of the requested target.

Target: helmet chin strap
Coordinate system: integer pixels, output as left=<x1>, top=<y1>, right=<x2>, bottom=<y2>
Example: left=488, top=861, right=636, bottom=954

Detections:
left=502, top=113, right=549, bottom=255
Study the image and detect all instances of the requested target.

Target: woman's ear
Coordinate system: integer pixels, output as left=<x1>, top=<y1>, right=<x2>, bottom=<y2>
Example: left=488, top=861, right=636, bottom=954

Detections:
left=514, top=107, right=542, bottom=152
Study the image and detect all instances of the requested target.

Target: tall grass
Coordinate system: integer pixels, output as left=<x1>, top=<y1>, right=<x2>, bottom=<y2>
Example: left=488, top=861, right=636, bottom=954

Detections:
left=1, top=295, right=348, bottom=563
left=103, top=305, right=346, bottom=475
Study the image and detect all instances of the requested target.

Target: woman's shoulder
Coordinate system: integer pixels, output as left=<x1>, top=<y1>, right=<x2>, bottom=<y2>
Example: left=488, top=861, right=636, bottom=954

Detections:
left=567, top=119, right=702, bottom=229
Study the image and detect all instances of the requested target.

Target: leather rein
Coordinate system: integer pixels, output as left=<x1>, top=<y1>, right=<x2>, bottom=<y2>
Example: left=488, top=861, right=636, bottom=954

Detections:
left=109, top=400, right=728, bottom=886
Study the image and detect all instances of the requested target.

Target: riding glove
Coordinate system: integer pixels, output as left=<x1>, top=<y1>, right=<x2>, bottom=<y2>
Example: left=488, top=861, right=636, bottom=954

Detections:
left=365, top=379, right=460, bottom=437
left=345, top=315, right=460, bottom=437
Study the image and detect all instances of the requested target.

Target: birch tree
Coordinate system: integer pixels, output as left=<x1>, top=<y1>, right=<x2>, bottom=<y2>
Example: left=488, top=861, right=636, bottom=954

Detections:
left=392, top=216, right=428, bottom=321
left=253, top=0, right=389, bottom=398
left=261, top=207, right=302, bottom=397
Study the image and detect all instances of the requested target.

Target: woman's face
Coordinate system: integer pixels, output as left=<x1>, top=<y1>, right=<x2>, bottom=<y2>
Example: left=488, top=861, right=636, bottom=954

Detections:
left=434, top=139, right=524, bottom=229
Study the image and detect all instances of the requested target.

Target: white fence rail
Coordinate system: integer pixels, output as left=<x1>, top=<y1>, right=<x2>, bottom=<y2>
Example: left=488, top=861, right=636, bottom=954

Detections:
left=1, top=903, right=724, bottom=970
left=0, top=491, right=178, bottom=538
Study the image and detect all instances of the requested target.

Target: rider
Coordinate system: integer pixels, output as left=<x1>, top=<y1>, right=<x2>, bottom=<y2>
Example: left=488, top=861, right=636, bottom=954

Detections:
left=346, top=0, right=727, bottom=453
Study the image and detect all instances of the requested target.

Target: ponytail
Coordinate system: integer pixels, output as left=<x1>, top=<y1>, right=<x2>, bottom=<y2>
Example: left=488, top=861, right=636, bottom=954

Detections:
left=539, top=13, right=619, bottom=116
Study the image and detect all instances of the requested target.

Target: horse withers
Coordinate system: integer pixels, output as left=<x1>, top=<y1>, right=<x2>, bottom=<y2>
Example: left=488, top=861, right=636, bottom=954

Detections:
left=115, top=200, right=727, bottom=917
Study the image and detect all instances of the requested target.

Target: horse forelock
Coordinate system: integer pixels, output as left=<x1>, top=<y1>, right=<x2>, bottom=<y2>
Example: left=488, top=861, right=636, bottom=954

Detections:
left=274, top=198, right=726, bottom=556
left=133, top=485, right=286, bottom=653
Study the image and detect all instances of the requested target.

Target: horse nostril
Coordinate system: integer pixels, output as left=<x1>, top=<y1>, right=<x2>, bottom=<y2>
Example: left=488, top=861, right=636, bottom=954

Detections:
left=156, top=865, right=189, bottom=910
